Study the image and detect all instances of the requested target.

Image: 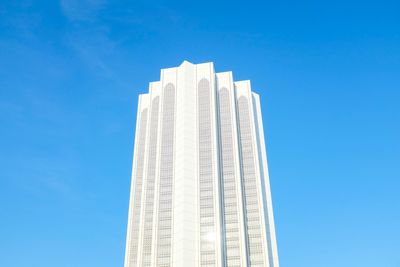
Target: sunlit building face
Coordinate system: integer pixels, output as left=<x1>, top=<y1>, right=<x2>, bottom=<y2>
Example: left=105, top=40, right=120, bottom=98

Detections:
left=124, top=61, right=280, bottom=267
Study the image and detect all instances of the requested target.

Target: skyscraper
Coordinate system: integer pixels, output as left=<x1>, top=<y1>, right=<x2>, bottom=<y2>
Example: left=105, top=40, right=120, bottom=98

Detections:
left=124, top=61, right=279, bottom=267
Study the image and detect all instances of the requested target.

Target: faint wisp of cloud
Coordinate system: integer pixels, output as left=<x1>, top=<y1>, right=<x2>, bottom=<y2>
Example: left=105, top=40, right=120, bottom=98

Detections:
left=59, top=1, right=184, bottom=95
left=5, top=155, right=79, bottom=201
left=60, top=0, right=130, bottom=90
left=60, top=0, right=106, bottom=22
left=66, top=30, right=131, bottom=89
left=0, top=2, right=42, bottom=40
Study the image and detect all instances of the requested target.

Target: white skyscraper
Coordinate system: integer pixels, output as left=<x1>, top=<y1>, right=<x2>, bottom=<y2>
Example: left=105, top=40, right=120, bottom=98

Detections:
left=124, top=61, right=279, bottom=267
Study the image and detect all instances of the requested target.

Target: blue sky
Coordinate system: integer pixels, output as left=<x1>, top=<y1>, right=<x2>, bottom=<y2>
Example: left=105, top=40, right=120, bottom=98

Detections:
left=0, top=0, right=399, bottom=266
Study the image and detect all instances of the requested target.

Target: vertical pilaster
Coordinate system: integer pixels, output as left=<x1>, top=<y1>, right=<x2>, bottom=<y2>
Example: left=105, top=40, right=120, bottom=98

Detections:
left=235, top=81, right=269, bottom=266
left=173, top=61, right=199, bottom=267
left=252, top=93, right=280, bottom=267
left=125, top=94, right=150, bottom=267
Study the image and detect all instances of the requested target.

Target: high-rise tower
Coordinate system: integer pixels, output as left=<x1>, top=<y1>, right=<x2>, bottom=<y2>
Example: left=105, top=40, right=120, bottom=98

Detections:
left=124, top=61, right=279, bottom=267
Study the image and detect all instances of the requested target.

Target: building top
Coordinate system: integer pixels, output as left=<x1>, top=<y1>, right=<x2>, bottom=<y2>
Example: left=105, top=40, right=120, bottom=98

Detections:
left=141, top=61, right=255, bottom=96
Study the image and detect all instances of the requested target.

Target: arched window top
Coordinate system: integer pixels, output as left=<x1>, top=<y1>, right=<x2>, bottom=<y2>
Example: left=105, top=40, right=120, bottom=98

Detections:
left=152, top=96, right=160, bottom=103
left=140, top=108, right=148, bottom=118
left=163, top=83, right=175, bottom=106
left=164, top=83, right=175, bottom=94
left=198, top=78, right=210, bottom=90
left=219, top=87, right=229, bottom=97
left=238, top=95, right=248, bottom=104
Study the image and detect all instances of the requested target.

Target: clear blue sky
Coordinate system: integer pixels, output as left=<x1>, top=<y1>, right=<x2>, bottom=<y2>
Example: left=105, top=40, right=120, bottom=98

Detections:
left=1, top=0, right=399, bottom=266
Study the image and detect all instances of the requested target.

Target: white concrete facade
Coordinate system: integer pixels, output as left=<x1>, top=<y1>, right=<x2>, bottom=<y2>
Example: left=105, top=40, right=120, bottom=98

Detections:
left=124, top=61, right=279, bottom=267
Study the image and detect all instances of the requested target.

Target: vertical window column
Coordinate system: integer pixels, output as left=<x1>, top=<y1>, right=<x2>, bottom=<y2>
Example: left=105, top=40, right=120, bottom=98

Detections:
left=198, top=78, right=217, bottom=267
left=128, top=108, right=148, bottom=267
left=218, top=88, right=243, bottom=267
left=141, top=97, right=160, bottom=266
left=237, top=97, right=266, bottom=267
left=156, top=84, right=176, bottom=267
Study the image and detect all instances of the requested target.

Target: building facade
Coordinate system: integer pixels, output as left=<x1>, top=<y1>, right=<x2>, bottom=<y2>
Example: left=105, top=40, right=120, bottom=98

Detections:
left=124, top=61, right=279, bottom=267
